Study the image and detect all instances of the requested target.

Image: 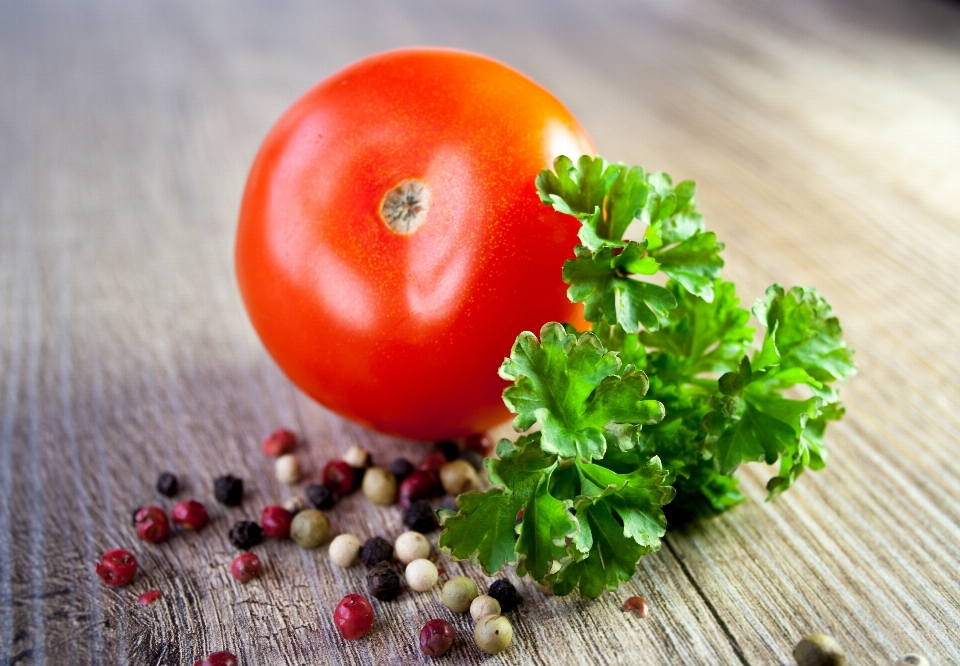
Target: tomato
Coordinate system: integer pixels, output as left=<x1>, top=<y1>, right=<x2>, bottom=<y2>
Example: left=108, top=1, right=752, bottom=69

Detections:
left=235, top=48, right=594, bottom=440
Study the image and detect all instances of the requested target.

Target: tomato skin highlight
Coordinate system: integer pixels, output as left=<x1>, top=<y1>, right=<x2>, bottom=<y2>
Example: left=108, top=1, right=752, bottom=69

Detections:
left=236, top=48, right=594, bottom=440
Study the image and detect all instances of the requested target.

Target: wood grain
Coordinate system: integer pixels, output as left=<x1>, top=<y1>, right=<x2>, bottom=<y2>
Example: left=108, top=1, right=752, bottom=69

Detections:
left=2, top=0, right=959, bottom=664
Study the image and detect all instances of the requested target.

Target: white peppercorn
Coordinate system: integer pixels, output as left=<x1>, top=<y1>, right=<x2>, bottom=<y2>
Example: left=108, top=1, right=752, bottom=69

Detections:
left=405, top=558, right=439, bottom=592
left=441, top=576, right=478, bottom=613
left=895, top=656, right=929, bottom=666
left=794, top=634, right=847, bottom=666
left=290, top=509, right=329, bottom=548
left=474, top=614, right=513, bottom=654
left=394, top=531, right=431, bottom=564
left=275, top=454, right=302, bottom=485
left=342, top=445, right=371, bottom=468
left=470, top=594, right=501, bottom=621
left=439, top=460, right=480, bottom=495
left=282, top=496, right=305, bottom=514
left=361, top=467, right=397, bottom=506
left=329, top=534, right=362, bottom=567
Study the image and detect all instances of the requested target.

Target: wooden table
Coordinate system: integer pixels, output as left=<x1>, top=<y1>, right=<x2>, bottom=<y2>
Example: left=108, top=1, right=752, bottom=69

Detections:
left=3, top=1, right=959, bottom=663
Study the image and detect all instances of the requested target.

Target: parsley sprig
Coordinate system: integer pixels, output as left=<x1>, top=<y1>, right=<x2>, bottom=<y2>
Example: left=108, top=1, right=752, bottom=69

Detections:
left=439, top=155, right=855, bottom=598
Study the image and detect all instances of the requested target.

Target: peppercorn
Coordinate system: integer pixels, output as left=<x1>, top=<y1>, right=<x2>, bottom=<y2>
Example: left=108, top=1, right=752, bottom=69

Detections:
left=399, top=470, right=440, bottom=508
left=404, top=558, right=438, bottom=592
left=896, top=656, right=929, bottom=666
left=261, top=505, right=294, bottom=539
left=794, top=634, right=847, bottom=666
left=275, top=454, right=302, bottom=485
left=394, top=531, right=431, bottom=564
left=334, top=593, right=375, bottom=640
left=439, top=460, right=480, bottom=495
left=342, top=444, right=371, bottom=468
left=305, top=483, right=335, bottom=510
left=366, top=561, right=401, bottom=601
left=329, top=534, right=362, bottom=567
left=321, top=460, right=356, bottom=496
left=402, top=500, right=439, bottom=533
left=474, top=614, right=513, bottom=654
left=360, top=536, right=393, bottom=567
left=430, top=440, right=460, bottom=462
left=470, top=595, right=501, bottom=621
left=290, top=509, right=330, bottom=548
left=231, top=552, right=263, bottom=583
left=193, top=652, right=239, bottom=666
left=621, top=595, right=650, bottom=618
left=488, top=578, right=521, bottom=612
left=172, top=499, right=209, bottom=530
left=138, top=589, right=162, bottom=606
left=155, top=471, right=179, bottom=497
left=214, top=474, right=244, bottom=506
left=387, top=457, right=415, bottom=482
left=282, top=496, right=305, bottom=514
left=361, top=467, right=397, bottom=506
left=262, top=428, right=297, bottom=456
left=465, top=432, right=495, bottom=455
left=133, top=506, right=170, bottom=543
left=419, top=618, right=456, bottom=657
left=417, top=452, right=448, bottom=477
left=228, top=520, right=263, bottom=550
left=95, top=549, right=137, bottom=586
left=440, top=576, right=478, bottom=612
left=460, top=448, right=485, bottom=472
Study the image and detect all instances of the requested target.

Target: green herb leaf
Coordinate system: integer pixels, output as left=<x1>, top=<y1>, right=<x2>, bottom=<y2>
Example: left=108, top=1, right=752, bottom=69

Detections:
left=651, top=232, right=724, bottom=301
left=438, top=435, right=576, bottom=580
left=500, top=323, right=664, bottom=462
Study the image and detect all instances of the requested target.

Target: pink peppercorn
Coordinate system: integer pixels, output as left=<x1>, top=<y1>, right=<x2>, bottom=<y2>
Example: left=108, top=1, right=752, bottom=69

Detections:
left=334, top=593, right=375, bottom=640
left=231, top=552, right=263, bottom=583
left=172, top=500, right=209, bottom=530
left=419, top=618, right=456, bottom=657
left=621, top=596, right=650, bottom=618
left=321, top=460, right=356, bottom=496
left=416, top=452, right=448, bottom=477
left=262, top=428, right=297, bottom=456
left=260, top=505, right=293, bottom=539
left=134, top=506, right=170, bottom=543
left=138, top=590, right=163, bottom=606
left=193, top=652, right=238, bottom=666
left=398, top=471, right=439, bottom=508
left=95, top=549, right=137, bottom=586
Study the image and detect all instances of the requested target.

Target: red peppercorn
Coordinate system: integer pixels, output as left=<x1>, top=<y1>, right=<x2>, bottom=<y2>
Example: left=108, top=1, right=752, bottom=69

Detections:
left=138, top=589, right=163, bottom=606
left=262, top=428, right=297, bottom=456
left=621, top=595, right=650, bottom=618
left=419, top=618, right=456, bottom=657
left=417, top=452, right=448, bottom=477
left=172, top=500, right=209, bottom=531
left=260, top=505, right=293, bottom=539
left=95, top=549, right=137, bottom=586
left=231, top=552, right=263, bottom=583
left=334, top=593, right=375, bottom=640
left=398, top=470, right=439, bottom=508
left=134, top=506, right=170, bottom=543
left=322, top=460, right=356, bottom=496
left=465, top=432, right=495, bottom=456
left=193, top=652, right=239, bottom=666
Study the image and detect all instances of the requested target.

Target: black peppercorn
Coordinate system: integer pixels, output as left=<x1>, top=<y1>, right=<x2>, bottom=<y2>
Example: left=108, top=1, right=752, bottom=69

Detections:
left=489, top=578, right=521, bottom=612
left=156, top=472, right=179, bottom=497
left=387, top=458, right=415, bottom=482
left=360, top=536, right=393, bottom=567
left=214, top=474, right=244, bottom=506
left=229, top=520, right=263, bottom=550
left=305, top=483, right=335, bottom=510
left=366, top=562, right=401, bottom=601
left=351, top=466, right=366, bottom=490
left=430, top=440, right=460, bottom=462
left=403, top=500, right=439, bottom=533
left=460, top=448, right=485, bottom=472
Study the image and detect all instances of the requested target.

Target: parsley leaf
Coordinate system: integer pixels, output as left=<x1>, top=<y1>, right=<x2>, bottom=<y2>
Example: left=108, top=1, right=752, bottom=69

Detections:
left=500, top=322, right=665, bottom=462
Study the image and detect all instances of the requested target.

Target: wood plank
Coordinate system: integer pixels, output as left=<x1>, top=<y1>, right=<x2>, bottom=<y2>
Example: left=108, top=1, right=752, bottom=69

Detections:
left=1, top=0, right=959, bottom=664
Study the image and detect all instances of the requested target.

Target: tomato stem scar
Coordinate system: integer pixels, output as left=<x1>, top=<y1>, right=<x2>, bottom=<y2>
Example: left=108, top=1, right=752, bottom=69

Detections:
left=380, top=179, right=430, bottom=234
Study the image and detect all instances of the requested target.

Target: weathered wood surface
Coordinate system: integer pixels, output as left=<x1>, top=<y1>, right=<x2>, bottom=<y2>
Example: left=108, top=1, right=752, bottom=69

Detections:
left=2, top=0, right=959, bottom=664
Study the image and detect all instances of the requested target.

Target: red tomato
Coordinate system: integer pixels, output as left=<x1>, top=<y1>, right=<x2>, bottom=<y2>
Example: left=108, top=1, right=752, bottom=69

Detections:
left=236, top=48, right=593, bottom=440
